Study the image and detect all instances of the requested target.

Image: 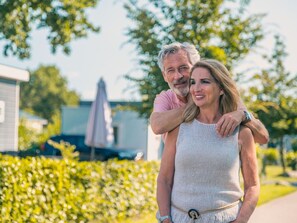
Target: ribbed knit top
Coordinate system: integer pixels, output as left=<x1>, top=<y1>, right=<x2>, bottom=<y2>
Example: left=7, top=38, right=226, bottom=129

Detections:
left=171, top=120, right=243, bottom=212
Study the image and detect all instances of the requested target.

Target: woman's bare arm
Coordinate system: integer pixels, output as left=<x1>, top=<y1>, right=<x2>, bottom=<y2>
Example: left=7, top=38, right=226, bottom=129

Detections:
left=156, top=127, right=179, bottom=222
left=232, top=127, right=260, bottom=223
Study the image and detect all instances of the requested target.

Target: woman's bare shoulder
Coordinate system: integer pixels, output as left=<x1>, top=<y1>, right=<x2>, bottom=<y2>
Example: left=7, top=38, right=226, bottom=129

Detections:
left=165, top=126, right=180, bottom=144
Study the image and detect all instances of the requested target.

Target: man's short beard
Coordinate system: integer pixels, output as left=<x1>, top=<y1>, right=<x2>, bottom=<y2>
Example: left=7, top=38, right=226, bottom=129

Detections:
left=172, top=87, right=189, bottom=98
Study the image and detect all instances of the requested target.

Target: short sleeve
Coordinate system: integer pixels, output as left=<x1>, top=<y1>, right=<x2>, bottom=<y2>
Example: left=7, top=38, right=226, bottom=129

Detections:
left=153, top=91, right=173, bottom=112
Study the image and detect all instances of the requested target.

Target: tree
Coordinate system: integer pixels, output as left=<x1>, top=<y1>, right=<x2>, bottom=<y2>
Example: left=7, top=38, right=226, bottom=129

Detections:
left=123, top=0, right=265, bottom=118
left=18, top=112, right=61, bottom=150
left=20, top=65, right=80, bottom=122
left=18, top=118, right=39, bottom=151
left=246, top=35, right=297, bottom=175
left=0, top=0, right=100, bottom=59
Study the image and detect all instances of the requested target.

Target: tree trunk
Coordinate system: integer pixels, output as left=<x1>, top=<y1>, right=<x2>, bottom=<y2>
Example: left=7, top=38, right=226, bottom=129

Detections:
left=261, top=156, right=267, bottom=178
left=279, top=137, right=288, bottom=176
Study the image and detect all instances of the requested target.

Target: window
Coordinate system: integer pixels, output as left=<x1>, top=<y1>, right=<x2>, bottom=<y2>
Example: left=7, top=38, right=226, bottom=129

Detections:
left=113, top=126, right=118, bottom=146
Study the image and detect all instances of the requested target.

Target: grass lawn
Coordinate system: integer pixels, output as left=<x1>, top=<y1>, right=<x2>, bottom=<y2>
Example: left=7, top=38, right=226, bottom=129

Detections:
left=261, top=165, right=297, bottom=183
left=257, top=184, right=296, bottom=205
left=257, top=165, right=297, bottom=205
left=96, top=165, right=297, bottom=223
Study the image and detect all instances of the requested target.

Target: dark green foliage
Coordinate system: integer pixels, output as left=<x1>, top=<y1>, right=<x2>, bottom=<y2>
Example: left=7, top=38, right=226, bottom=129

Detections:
left=20, top=65, right=80, bottom=122
left=291, top=139, right=297, bottom=153
left=246, top=35, right=297, bottom=174
left=124, top=0, right=264, bottom=118
left=0, top=0, right=100, bottom=59
left=248, top=36, right=297, bottom=139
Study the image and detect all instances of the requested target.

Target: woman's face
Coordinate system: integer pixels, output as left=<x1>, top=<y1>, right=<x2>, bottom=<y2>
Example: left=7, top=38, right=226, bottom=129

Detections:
left=190, top=67, right=223, bottom=109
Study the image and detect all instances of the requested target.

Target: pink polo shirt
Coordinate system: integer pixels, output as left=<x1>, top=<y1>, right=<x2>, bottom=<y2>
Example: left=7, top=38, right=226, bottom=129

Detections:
left=153, top=89, right=186, bottom=112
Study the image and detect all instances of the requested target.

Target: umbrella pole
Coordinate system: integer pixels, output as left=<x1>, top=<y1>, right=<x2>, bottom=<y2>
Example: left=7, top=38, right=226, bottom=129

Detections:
left=91, top=146, right=95, bottom=161
left=90, top=96, right=98, bottom=161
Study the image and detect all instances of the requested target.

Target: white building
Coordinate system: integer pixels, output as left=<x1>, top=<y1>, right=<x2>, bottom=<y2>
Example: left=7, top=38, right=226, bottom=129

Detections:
left=61, top=101, right=162, bottom=160
left=0, top=64, right=29, bottom=151
left=19, top=110, right=48, bottom=133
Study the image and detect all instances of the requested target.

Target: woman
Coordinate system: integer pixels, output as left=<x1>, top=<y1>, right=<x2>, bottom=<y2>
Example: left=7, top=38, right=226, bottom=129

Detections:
left=156, top=59, right=260, bottom=223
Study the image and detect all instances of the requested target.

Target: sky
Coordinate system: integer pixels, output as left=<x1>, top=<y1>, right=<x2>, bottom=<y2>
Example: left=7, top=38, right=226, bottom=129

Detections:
left=0, top=0, right=296, bottom=102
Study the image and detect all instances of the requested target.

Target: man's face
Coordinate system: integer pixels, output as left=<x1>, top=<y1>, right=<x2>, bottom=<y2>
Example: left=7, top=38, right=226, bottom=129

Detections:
left=162, top=50, right=192, bottom=99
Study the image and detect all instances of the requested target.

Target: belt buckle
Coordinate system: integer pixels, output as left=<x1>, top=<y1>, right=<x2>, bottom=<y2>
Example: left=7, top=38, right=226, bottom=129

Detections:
left=188, top=209, right=200, bottom=219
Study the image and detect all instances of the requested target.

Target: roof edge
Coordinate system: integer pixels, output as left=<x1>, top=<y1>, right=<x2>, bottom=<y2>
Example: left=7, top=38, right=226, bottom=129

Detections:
left=0, top=64, right=29, bottom=82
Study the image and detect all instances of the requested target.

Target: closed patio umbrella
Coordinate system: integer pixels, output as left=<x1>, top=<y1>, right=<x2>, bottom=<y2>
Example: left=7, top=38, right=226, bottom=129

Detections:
left=85, top=78, right=114, bottom=160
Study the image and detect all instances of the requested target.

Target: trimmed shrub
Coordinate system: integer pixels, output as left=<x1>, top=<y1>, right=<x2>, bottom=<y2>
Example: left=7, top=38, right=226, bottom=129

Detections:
left=286, top=151, right=297, bottom=170
left=259, top=148, right=280, bottom=165
left=0, top=155, right=159, bottom=222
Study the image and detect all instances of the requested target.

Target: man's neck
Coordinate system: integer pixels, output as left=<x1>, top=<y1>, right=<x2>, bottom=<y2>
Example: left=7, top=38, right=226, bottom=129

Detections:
left=176, top=94, right=187, bottom=104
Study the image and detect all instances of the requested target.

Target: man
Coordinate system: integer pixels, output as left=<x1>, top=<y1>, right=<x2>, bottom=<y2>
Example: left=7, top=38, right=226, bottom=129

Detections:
left=150, top=42, right=269, bottom=144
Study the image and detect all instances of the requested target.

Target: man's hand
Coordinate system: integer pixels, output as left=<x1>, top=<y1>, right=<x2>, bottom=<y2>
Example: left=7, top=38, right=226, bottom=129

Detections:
left=216, top=110, right=244, bottom=137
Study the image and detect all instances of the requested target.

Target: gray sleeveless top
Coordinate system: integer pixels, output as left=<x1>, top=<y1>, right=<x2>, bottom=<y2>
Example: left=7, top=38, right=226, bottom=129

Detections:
left=171, top=120, right=243, bottom=213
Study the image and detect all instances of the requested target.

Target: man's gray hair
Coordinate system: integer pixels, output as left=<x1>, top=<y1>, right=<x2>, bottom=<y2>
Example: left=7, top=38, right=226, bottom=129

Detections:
left=157, top=42, right=200, bottom=71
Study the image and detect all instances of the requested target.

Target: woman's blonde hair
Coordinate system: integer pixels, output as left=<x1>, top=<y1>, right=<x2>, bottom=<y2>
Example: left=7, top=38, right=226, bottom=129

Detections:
left=183, top=59, right=240, bottom=123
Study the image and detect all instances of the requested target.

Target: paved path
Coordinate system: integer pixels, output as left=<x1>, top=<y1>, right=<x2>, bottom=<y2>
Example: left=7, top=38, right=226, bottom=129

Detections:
left=249, top=191, right=297, bottom=223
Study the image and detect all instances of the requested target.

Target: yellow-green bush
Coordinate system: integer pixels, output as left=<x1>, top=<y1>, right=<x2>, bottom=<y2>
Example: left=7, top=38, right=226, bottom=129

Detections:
left=258, top=147, right=280, bottom=165
left=286, top=151, right=297, bottom=170
left=0, top=155, right=159, bottom=223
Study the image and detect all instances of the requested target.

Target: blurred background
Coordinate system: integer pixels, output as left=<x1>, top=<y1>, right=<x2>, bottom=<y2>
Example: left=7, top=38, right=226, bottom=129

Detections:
left=0, top=0, right=296, bottom=222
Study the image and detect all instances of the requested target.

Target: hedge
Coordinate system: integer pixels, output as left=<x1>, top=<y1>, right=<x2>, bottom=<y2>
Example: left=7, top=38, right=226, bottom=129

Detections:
left=0, top=155, right=159, bottom=222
